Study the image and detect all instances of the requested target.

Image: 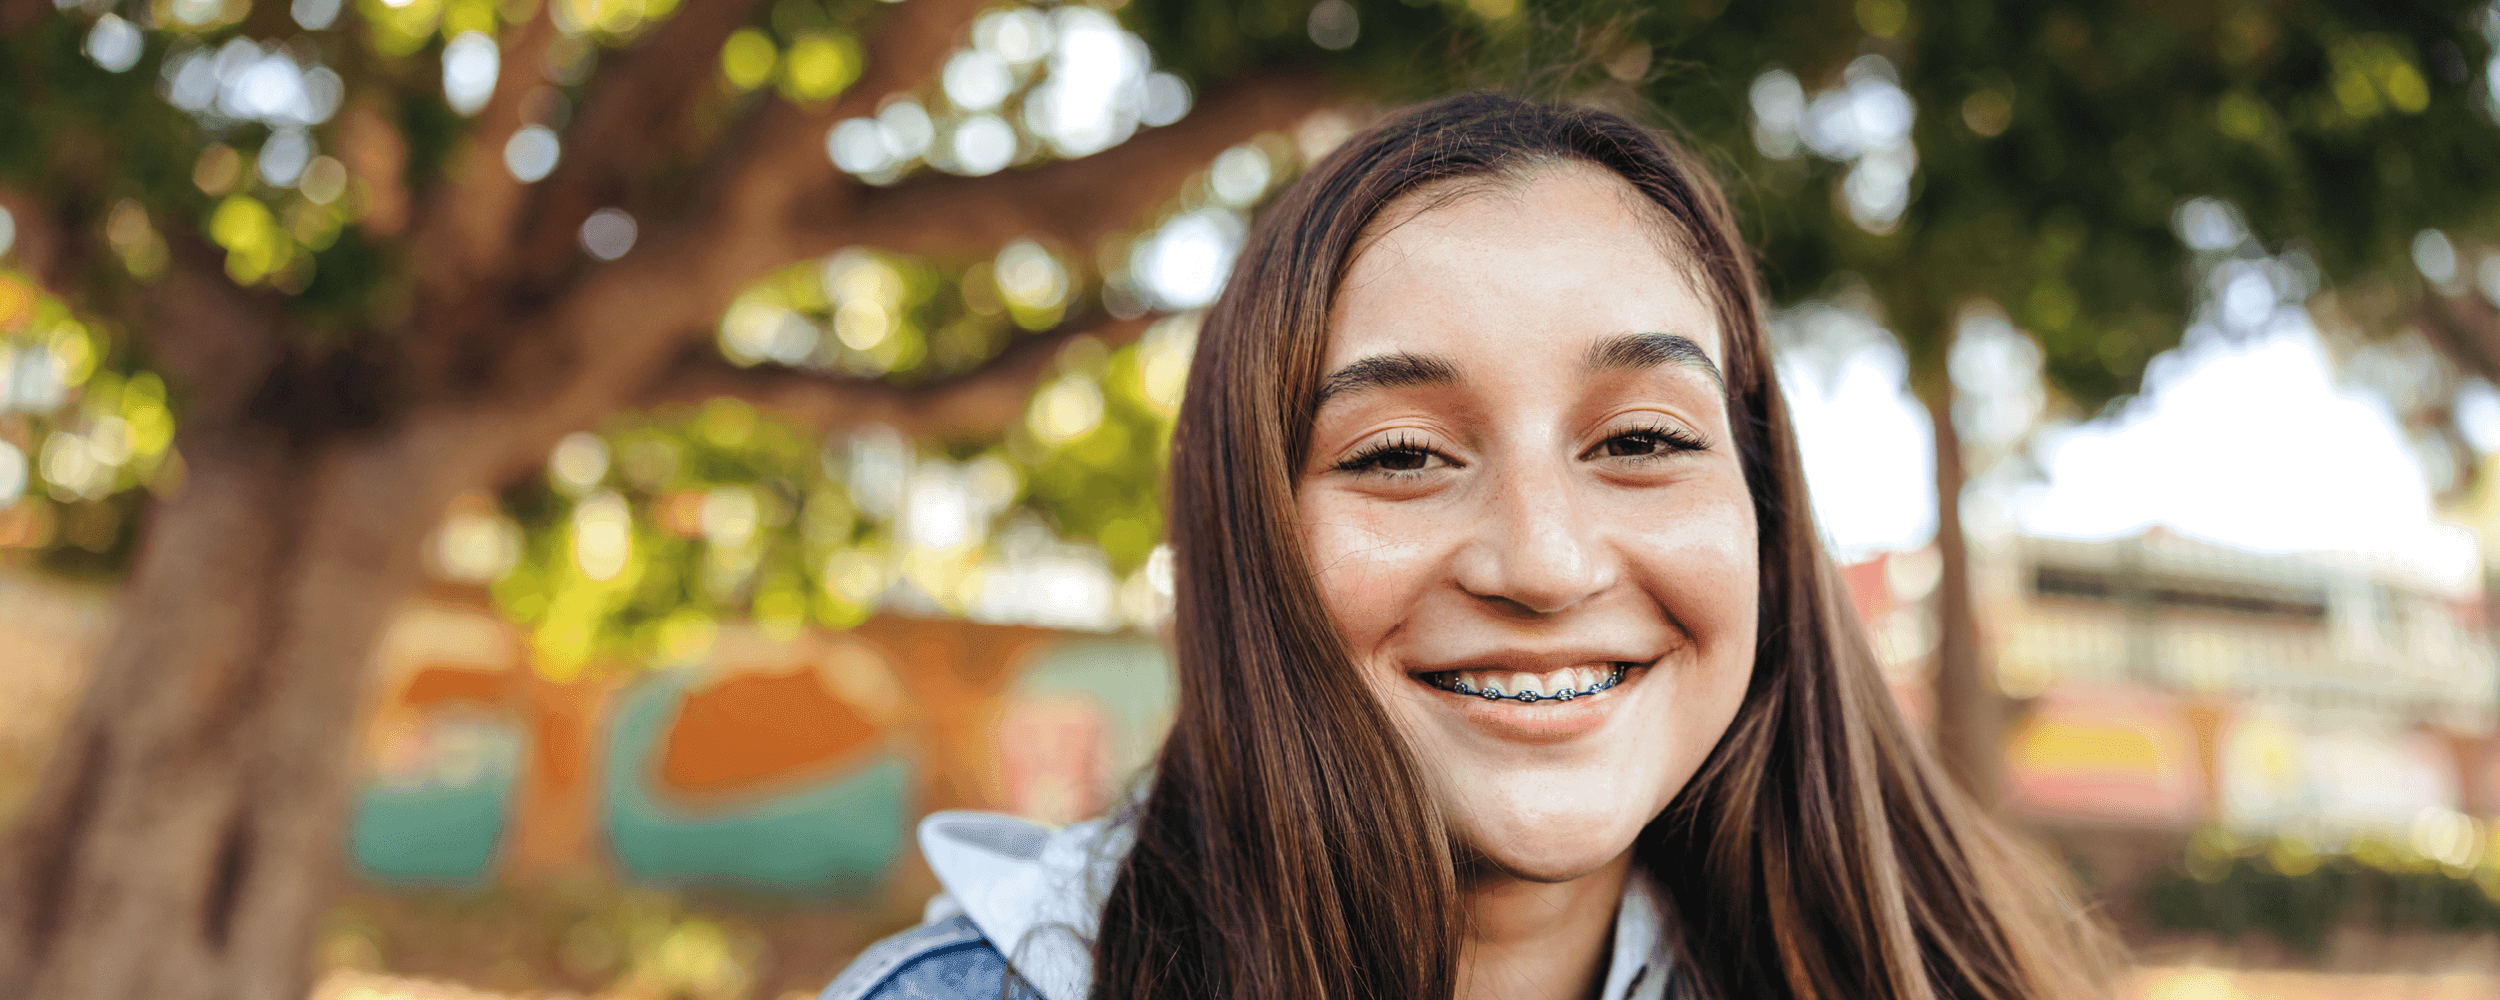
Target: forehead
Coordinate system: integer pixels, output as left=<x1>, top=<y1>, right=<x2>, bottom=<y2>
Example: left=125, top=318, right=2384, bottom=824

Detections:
left=1328, top=162, right=1723, bottom=368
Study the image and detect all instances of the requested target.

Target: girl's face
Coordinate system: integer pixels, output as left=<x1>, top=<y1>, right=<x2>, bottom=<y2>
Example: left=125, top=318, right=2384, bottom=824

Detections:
left=1299, top=163, right=1758, bottom=882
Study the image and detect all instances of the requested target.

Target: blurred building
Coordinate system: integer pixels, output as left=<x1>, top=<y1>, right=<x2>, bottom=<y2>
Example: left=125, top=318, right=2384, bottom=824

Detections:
left=1994, top=533, right=2493, bottom=725
left=343, top=525, right=2500, bottom=900
left=1905, top=531, right=2500, bottom=837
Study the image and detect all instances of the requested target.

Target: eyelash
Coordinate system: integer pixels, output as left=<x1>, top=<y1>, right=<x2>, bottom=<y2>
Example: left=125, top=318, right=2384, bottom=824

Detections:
left=1589, top=422, right=1712, bottom=460
left=1336, top=432, right=1447, bottom=475
left=1332, top=423, right=1711, bottom=475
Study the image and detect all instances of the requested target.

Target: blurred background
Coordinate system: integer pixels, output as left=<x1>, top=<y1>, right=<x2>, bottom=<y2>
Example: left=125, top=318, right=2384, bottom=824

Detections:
left=4, top=0, right=2500, bottom=998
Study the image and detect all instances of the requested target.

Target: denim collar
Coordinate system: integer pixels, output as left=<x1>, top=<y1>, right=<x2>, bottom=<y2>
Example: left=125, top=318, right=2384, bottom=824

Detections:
left=919, top=810, right=1679, bottom=1000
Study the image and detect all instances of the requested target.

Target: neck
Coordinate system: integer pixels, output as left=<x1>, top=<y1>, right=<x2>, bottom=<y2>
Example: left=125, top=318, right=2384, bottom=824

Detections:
left=1456, top=851, right=1633, bottom=1000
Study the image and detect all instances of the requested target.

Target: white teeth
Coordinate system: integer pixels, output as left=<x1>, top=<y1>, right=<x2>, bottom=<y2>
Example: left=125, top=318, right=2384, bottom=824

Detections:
left=1436, top=665, right=1624, bottom=700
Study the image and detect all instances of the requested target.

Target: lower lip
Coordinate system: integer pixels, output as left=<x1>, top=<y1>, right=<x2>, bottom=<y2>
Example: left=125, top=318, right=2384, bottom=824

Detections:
left=1411, top=663, right=1646, bottom=744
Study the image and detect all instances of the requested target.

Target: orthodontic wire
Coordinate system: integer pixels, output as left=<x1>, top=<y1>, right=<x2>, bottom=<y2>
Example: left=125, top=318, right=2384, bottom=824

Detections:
left=1436, top=663, right=1627, bottom=703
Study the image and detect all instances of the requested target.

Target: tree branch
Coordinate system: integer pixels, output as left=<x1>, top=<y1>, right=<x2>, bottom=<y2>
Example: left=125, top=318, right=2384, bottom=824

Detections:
left=0, top=0, right=50, bottom=34
left=142, top=231, right=287, bottom=429
left=500, top=0, right=982, bottom=297
left=0, top=187, right=73, bottom=295
left=637, top=312, right=1155, bottom=438
left=0, top=186, right=283, bottom=429
left=410, top=4, right=561, bottom=297
left=834, top=71, right=1338, bottom=258
left=457, top=12, right=1311, bottom=473
left=500, top=0, right=778, bottom=288
left=708, top=0, right=993, bottom=248
left=409, top=0, right=773, bottom=394
left=2417, top=288, right=2500, bottom=387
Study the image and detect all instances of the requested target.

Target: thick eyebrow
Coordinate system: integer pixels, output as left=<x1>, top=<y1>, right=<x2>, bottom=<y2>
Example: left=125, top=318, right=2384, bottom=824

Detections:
left=1585, top=331, right=1724, bottom=390
left=1316, top=351, right=1461, bottom=404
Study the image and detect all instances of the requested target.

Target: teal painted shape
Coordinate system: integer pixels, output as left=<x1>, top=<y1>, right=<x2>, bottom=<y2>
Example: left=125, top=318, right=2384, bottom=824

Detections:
left=1013, top=637, right=1176, bottom=783
left=350, top=782, right=513, bottom=884
left=348, top=718, right=522, bottom=885
left=603, top=674, right=911, bottom=896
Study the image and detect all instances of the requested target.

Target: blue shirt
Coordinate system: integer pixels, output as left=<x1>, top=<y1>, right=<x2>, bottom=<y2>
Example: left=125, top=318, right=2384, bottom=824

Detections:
left=821, top=811, right=1684, bottom=1000
left=822, top=914, right=1041, bottom=1000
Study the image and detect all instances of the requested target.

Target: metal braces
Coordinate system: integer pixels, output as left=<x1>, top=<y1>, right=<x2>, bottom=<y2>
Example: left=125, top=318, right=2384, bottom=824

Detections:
left=1432, top=663, right=1628, bottom=703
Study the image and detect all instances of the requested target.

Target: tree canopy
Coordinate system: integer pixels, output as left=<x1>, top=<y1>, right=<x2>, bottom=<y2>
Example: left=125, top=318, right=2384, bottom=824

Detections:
left=2, top=1, right=2499, bottom=996
left=5, top=0, right=2493, bottom=633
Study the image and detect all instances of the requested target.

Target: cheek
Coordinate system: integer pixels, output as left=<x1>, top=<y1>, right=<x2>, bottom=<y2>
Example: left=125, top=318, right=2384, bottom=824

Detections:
left=1619, top=483, right=1760, bottom=774
left=1616, top=486, right=1759, bottom=651
left=1299, top=493, right=1440, bottom=651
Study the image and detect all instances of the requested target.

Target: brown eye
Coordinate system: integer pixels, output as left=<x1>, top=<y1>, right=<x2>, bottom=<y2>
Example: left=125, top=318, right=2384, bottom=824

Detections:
left=1376, top=449, right=1429, bottom=471
left=1589, top=427, right=1709, bottom=461
left=1602, top=434, right=1663, bottom=458
left=1334, top=436, right=1457, bottom=477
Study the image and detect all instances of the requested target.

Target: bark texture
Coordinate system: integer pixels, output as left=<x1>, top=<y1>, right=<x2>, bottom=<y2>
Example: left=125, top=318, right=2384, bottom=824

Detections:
left=1923, top=377, right=2002, bottom=807
left=0, top=426, right=458, bottom=1000
left=0, top=2, right=1335, bottom=990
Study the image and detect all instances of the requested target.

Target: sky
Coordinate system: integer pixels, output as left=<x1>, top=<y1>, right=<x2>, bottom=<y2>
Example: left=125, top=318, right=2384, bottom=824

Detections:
left=1784, top=309, right=2484, bottom=593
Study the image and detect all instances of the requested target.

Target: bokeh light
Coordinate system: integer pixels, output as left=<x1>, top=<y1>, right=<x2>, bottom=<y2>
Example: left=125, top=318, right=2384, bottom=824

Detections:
left=1130, top=208, right=1243, bottom=310
left=429, top=499, right=523, bottom=585
left=83, top=14, right=140, bottom=73
left=292, top=0, right=342, bottom=30
left=0, top=441, right=26, bottom=508
left=1207, top=144, right=1273, bottom=208
left=549, top=433, right=611, bottom=496
left=1307, top=0, right=1360, bottom=51
left=579, top=208, right=637, bottom=261
left=780, top=33, right=862, bottom=104
left=719, top=28, right=775, bottom=91
left=992, top=240, right=1067, bottom=315
left=1133, top=312, right=1197, bottom=417
left=826, top=2, right=1190, bottom=184
left=164, top=37, right=344, bottom=130
left=441, top=31, right=500, bottom=117
left=257, top=128, right=312, bottom=188
left=1752, top=55, right=1919, bottom=232
left=942, top=49, right=1012, bottom=111
left=2415, top=229, right=2460, bottom=287
left=947, top=114, right=1017, bottom=176
left=299, top=156, right=349, bottom=204
left=12, top=3, right=2500, bottom=998
left=571, top=492, right=634, bottom=582
left=1026, top=372, right=1104, bottom=446
left=503, top=126, right=560, bottom=183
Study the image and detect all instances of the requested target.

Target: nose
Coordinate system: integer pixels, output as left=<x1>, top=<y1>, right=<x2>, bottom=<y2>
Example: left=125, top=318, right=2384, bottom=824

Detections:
left=1451, top=457, right=1614, bottom=615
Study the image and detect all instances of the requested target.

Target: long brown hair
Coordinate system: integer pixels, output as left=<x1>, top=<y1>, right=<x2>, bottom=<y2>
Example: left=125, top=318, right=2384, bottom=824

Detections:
left=1091, top=92, right=2112, bottom=1000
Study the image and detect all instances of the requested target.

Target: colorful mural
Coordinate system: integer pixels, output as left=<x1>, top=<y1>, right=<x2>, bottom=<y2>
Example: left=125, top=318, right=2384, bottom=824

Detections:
left=999, top=637, right=1174, bottom=824
left=351, top=671, right=525, bottom=884
left=604, top=656, right=913, bottom=896
left=334, top=598, right=1184, bottom=895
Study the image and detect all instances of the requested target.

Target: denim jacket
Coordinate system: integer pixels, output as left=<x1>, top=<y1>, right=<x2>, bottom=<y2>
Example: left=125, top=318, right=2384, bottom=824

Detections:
left=821, top=811, right=1686, bottom=1000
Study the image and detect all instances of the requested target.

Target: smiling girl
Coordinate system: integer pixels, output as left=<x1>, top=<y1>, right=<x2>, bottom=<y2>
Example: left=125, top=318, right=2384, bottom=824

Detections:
left=824, top=93, right=2112, bottom=1000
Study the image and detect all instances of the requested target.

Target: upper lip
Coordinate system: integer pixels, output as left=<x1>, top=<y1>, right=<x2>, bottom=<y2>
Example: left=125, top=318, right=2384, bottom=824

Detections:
left=1404, top=648, right=1660, bottom=676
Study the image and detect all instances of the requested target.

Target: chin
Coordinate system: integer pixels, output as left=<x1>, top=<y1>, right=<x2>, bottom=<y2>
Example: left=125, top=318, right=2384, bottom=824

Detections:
left=1469, top=844, right=1630, bottom=884
left=1450, top=796, right=1650, bottom=883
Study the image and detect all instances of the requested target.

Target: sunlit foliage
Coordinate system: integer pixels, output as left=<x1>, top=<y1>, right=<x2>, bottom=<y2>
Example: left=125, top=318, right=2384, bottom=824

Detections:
left=2143, top=820, right=2500, bottom=952
left=0, top=268, right=167, bottom=579
left=5, top=0, right=2497, bottom=678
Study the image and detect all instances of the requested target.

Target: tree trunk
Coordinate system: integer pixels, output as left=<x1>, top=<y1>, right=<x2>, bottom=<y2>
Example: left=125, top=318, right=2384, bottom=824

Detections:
left=1924, top=380, right=2002, bottom=807
left=0, top=425, right=459, bottom=1000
